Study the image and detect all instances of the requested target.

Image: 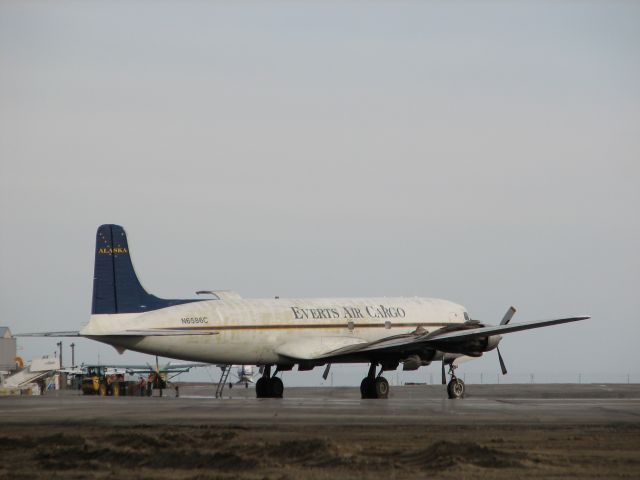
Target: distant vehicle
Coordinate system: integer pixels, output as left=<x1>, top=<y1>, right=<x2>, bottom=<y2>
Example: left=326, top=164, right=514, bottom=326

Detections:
left=75, top=359, right=205, bottom=396
left=19, top=224, right=589, bottom=400
left=80, top=365, right=127, bottom=396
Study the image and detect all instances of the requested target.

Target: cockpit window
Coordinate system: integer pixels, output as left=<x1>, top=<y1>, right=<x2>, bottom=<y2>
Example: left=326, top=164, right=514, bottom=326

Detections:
left=463, top=312, right=470, bottom=321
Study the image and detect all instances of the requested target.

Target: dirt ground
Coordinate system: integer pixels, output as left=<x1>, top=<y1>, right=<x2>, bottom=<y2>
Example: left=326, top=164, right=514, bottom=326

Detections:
left=1, top=423, right=639, bottom=479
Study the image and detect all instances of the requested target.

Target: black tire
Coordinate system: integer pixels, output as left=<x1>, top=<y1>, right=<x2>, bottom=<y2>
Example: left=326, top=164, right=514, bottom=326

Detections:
left=268, top=377, right=284, bottom=398
left=255, top=377, right=268, bottom=398
left=447, top=378, right=465, bottom=399
left=360, top=377, right=376, bottom=399
left=374, top=377, right=389, bottom=399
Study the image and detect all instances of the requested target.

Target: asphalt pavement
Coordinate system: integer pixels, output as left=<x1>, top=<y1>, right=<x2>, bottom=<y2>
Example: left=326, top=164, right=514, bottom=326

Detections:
left=1, top=384, right=638, bottom=426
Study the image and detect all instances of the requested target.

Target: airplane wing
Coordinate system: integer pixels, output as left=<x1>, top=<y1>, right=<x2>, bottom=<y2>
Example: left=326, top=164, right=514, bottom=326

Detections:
left=281, top=315, right=590, bottom=361
left=88, top=363, right=206, bottom=370
left=419, top=316, right=590, bottom=342
left=124, top=364, right=208, bottom=373
left=158, top=363, right=209, bottom=371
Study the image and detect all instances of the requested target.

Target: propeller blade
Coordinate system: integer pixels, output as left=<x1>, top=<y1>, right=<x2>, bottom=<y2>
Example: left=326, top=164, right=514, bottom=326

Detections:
left=497, top=347, right=508, bottom=375
left=500, top=306, right=517, bottom=325
left=441, top=359, right=446, bottom=385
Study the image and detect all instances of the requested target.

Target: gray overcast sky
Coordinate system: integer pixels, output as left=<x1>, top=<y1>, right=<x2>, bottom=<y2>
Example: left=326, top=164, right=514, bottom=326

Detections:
left=1, top=1, right=638, bottom=385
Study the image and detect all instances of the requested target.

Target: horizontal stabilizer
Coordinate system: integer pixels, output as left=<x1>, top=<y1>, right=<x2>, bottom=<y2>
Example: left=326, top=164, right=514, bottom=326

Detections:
left=14, top=331, right=80, bottom=337
left=16, top=329, right=218, bottom=338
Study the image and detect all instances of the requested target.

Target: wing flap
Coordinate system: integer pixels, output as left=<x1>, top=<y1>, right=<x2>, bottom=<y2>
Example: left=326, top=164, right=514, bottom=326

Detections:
left=276, top=336, right=368, bottom=360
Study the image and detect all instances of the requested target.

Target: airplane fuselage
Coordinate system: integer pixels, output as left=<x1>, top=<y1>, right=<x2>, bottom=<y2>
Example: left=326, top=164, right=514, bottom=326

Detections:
left=81, top=296, right=468, bottom=365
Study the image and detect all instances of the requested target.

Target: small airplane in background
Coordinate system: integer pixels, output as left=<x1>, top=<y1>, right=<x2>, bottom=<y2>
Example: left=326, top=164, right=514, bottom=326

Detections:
left=233, top=365, right=255, bottom=386
left=18, top=225, right=589, bottom=400
left=214, top=364, right=255, bottom=391
left=61, top=356, right=206, bottom=396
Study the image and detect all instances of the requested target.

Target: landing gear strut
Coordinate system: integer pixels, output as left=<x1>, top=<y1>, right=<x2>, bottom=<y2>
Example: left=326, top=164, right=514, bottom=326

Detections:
left=445, top=363, right=465, bottom=399
left=255, top=366, right=284, bottom=398
left=360, top=363, right=389, bottom=399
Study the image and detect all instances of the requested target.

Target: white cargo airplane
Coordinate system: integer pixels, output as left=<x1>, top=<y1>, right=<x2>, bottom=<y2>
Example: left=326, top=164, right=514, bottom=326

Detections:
left=19, top=225, right=589, bottom=399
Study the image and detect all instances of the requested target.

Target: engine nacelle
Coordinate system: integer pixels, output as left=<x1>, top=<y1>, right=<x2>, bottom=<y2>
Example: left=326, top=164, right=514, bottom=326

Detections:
left=402, top=351, right=435, bottom=371
left=483, top=335, right=502, bottom=352
left=433, top=335, right=502, bottom=357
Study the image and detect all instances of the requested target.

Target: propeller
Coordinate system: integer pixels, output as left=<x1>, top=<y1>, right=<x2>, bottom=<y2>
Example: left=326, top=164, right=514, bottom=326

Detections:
left=497, top=347, right=508, bottom=375
left=496, top=306, right=516, bottom=374
left=500, top=306, right=516, bottom=325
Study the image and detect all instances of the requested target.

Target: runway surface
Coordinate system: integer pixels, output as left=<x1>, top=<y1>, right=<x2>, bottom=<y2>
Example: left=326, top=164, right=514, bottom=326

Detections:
left=1, top=385, right=639, bottom=479
left=1, top=384, right=639, bottom=426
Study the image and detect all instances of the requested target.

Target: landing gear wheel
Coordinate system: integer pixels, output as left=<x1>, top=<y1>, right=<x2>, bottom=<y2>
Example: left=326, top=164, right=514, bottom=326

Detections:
left=360, top=377, right=376, bottom=399
left=447, top=378, right=465, bottom=399
left=268, top=377, right=284, bottom=398
left=255, top=377, right=269, bottom=398
left=374, top=377, right=389, bottom=399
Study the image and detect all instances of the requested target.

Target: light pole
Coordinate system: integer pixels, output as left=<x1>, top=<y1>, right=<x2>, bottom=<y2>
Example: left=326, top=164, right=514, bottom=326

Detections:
left=56, top=341, right=64, bottom=391
left=56, top=341, right=63, bottom=368
left=70, top=343, right=75, bottom=368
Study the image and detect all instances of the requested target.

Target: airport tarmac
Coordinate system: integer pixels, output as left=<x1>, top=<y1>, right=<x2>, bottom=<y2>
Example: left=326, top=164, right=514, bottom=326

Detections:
left=1, top=383, right=638, bottom=426
left=1, top=384, right=639, bottom=479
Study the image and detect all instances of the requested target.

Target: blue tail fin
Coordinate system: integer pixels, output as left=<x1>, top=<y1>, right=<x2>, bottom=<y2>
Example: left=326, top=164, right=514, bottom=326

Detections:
left=91, top=224, right=202, bottom=314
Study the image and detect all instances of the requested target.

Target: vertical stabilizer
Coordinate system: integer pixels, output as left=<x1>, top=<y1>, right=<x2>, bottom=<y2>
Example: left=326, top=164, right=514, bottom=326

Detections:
left=91, top=224, right=201, bottom=314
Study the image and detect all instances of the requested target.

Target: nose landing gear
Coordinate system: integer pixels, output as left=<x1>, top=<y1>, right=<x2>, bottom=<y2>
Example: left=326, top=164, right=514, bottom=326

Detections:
left=444, top=362, right=465, bottom=399
left=255, top=366, right=284, bottom=398
left=360, top=363, right=389, bottom=399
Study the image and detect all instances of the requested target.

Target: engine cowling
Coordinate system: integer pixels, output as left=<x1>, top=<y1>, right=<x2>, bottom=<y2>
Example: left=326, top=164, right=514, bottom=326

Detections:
left=433, top=334, right=502, bottom=357
left=483, top=335, right=502, bottom=352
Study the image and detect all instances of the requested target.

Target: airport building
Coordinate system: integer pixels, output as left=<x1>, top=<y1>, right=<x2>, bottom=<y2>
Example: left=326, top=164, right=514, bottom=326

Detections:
left=0, top=327, right=61, bottom=394
left=0, top=327, right=17, bottom=374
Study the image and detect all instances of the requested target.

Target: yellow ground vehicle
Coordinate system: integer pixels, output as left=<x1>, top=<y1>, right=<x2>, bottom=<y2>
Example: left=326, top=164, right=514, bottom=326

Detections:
left=80, top=366, right=126, bottom=396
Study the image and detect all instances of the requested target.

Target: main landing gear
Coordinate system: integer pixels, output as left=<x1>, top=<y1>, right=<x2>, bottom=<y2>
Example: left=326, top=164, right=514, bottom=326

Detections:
left=444, top=362, right=465, bottom=399
left=360, top=363, right=389, bottom=399
left=255, top=365, right=284, bottom=398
